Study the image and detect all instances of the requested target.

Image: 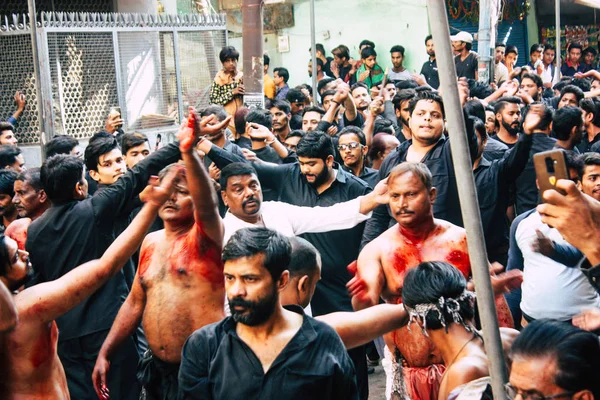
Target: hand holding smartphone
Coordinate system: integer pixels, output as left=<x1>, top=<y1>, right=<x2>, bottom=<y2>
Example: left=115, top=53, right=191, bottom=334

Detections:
left=534, top=150, right=569, bottom=201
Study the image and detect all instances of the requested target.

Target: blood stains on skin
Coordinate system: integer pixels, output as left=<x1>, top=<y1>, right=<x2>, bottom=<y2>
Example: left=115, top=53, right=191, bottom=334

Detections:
left=138, top=242, right=156, bottom=276
left=30, top=322, right=57, bottom=368
left=445, top=249, right=471, bottom=279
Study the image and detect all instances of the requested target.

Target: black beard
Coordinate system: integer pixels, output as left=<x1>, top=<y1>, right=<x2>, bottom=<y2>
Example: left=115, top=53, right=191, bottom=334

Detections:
left=306, top=166, right=330, bottom=188
left=229, top=286, right=278, bottom=326
left=501, top=120, right=521, bottom=136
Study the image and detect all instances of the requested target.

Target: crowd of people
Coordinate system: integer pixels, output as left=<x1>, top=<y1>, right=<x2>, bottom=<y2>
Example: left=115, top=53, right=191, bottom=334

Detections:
left=1, top=29, right=600, bottom=400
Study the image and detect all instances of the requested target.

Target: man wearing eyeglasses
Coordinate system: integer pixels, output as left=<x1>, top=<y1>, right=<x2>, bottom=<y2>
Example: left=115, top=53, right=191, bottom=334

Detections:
left=507, top=319, right=600, bottom=400
left=338, top=126, right=378, bottom=188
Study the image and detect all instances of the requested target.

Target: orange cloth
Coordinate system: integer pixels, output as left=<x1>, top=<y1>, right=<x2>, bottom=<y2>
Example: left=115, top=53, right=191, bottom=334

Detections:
left=264, top=74, right=276, bottom=99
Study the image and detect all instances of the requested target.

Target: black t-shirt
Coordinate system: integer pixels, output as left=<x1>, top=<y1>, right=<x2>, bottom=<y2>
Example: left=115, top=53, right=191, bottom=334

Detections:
left=490, top=134, right=517, bottom=149
left=420, top=59, right=440, bottom=89
left=455, top=52, right=478, bottom=80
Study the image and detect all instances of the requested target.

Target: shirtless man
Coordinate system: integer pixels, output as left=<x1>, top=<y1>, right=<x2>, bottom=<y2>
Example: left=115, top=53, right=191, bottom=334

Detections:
left=0, top=165, right=178, bottom=399
left=92, top=110, right=225, bottom=400
left=350, top=162, right=472, bottom=400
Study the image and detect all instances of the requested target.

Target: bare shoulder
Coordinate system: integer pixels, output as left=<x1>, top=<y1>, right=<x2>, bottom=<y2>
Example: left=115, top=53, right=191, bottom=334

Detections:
left=445, top=354, right=489, bottom=393
left=435, top=219, right=466, bottom=237
left=500, top=327, right=519, bottom=352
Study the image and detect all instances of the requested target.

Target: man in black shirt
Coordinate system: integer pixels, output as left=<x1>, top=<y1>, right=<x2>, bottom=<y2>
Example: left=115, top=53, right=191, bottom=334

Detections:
left=198, top=132, right=372, bottom=399
left=451, top=31, right=478, bottom=80
left=578, top=97, right=600, bottom=153
left=178, top=227, right=358, bottom=400
left=338, top=126, right=378, bottom=188
left=490, top=96, right=523, bottom=148
left=361, top=87, right=477, bottom=246
left=26, top=116, right=229, bottom=399
left=420, top=35, right=439, bottom=89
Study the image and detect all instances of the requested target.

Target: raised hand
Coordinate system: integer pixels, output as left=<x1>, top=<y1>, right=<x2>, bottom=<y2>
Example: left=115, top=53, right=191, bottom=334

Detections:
left=372, top=177, right=390, bottom=205
left=522, top=103, right=545, bottom=134
left=14, top=91, right=26, bottom=111
left=192, top=109, right=232, bottom=139
left=247, top=122, right=274, bottom=141
left=358, top=70, right=370, bottom=82
left=142, top=166, right=182, bottom=206
left=369, top=97, right=385, bottom=116
left=178, top=110, right=197, bottom=153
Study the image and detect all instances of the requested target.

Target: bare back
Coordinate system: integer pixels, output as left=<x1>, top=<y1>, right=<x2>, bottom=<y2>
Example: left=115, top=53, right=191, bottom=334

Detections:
left=1, top=310, right=68, bottom=399
left=369, top=220, right=471, bottom=367
left=139, top=223, right=225, bottom=363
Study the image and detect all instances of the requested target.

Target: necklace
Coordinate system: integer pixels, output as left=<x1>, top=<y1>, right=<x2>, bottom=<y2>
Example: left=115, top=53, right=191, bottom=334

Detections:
left=445, top=333, right=478, bottom=370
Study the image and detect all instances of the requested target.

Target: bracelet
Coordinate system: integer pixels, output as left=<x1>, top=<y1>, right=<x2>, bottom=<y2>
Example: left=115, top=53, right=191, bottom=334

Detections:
left=331, top=100, right=341, bottom=105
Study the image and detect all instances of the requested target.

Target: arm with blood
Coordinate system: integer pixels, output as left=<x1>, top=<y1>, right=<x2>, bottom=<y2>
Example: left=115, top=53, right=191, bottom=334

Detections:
left=349, top=243, right=386, bottom=310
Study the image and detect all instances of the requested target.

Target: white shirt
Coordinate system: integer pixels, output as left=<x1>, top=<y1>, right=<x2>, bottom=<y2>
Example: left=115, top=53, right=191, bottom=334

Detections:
left=517, top=212, right=600, bottom=320
left=540, top=64, right=554, bottom=85
left=222, top=197, right=371, bottom=244
left=388, top=69, right=412, bottom=81
left=494, top=62, right=509, bottom=84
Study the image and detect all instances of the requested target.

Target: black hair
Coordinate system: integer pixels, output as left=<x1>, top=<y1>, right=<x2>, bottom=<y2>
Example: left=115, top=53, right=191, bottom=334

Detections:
left=313, top=58, right=324, bottom=68
left=521, top=73, right=543, bottom=89
left=16, top=167, right=42, bottom=192
left=332, top=45, right=350, bottom=60
left=495, top=42, right=506, bottom=49
left=0, top=146, right=21, bottom=170
left=560, top=85, right=585, bottom=104
left=273, top=67, right=290, bottom=83
left=552, top=106, right=582, bottom=141
left=263, top=54, right=270, bottom=67
left=568, top=42, right=583, bottom=53
left=520, top=102, right=554, bottom=131
left=571, top=78, right=591, bottom=92
left=296, top=132, right=334, bottom=161
left=302, top=106, right=326, bottom=117
left=200, top=104, right=229, bottom=122
left=41, top=154, right=85, bottom=204
left=395, top=80, right=419, bottom=90
left=219, top=162, right=257, bottom=191
left=408, top=91, right=445, bottom=118
left=246, top=109, right=273, bottom=131
left=390, top=45, right=405, bottom=56
left=359, top=39, right=375, bottom=50
left=267, top=99, right=292, bottom=115
left=0, top=122, right=15, bottom=134
left=0, top=235, right=10, bottom=276
left=219, top=46, right=239, bottom=63
left=0, top=169, right=17, bottom=196
left=425, top=35, right=433, bottom=45
left=579, top=152, right=600, bottom=180
left=506, top=45, right=518, bottom=56
left=338, top=126, right=366, bottom=146
left=553, top=80, right=570, bottom=93
left=317, top=77, right=336, bottom=95
left=120, top=133, right=148, bottom=155
left=402, top=261, right=474, bottom=330
left=543, top=88, right=555, bottom=99
left=510, top=319, right=600, bottom=399
left=288, top=237, right=320, bottom=279
left=234, top=107, right=250, bottom=135
left=583, top=47, right=597, bottom=56
left=297, top=83, right=313, bottom=94
left=286, top=88, right=307, bottom=104
left=564, top=150, right=582, bottom=174
left=287, top=130, right=305, bottom=140
left=529, top=44, right=543, bottom=55
left=321, top=89, right=337, bottom=101
left=45, top=135, right=79, bottom=159
left=469, top=81, right=495, bottom=99
left=493, top=96, right=523, bottom=114
left=315, top=43, right=326, bottom=54
left=84, top=135, right=119, bottom=173
left=360, top=47, right=377, bottom=60
left=464, top=100, right=486, bottom=122
left=374, top=118, right=394, bottom=135
left=351, top=81, right=369, bottom=94
left=544, top=44, right=556, bottom=53
left=472, top=116, right=488, bottom=140
left=580, top=97, right=600, bottom=128
left=222, top=227, right=292, bottom=282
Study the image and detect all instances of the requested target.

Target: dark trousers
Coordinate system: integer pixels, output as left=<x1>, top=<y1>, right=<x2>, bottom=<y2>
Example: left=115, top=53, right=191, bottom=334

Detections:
left=58, top=329, right=141, bottom=400
left=348, top=345, right=369, bottom=400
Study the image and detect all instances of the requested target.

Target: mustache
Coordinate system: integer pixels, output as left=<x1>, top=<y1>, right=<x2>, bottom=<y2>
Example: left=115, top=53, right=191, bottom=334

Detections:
left=163, top=202, right=179, bottom=210
left=395, top=209, right=415, bottom=216
left=242, top=197, right=258, bottom=207
left=229, top=297, right=256, bottom=310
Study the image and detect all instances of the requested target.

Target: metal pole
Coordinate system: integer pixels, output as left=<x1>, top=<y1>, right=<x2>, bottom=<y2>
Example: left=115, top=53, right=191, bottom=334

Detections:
left=425, top=2, right=508, bottom=400
left=477, top=0, right=492, bottom=83
left=27, top=0, right=49, bottom=154
left=242, top=0, right=265, bottom=109
left=310, top=0, right=318, bottom=103
left=555, top=0, right=561, bottom=83
left=172, top=31, right=185, bottom=125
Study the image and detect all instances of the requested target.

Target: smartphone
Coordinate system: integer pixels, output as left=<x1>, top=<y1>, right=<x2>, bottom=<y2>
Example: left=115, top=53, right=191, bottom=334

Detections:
left=109, top=106, right=122, bottom=129
left=534, top=150, right=568, bottom=200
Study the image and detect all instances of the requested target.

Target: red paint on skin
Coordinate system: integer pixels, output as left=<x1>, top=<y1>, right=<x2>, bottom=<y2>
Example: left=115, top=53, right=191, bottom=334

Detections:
left=169, top=223, right=224, bottom=288
left=5, top=218, right=31, bottom=250
left=30, top=322, right=57, bottom=368
left=445, top=249, right=471, bottom=279
left=138, top=242, right=156, bottom=276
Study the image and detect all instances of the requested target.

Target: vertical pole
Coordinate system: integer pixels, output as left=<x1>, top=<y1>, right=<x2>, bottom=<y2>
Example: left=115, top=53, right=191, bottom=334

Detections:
left=477, top=0, right=492, bottom=83
left=172, top=30, right=185, bottom=124
left=554, top=0, right=561, bottom=83
left=112, top=31, right=126, bottom=124
left=310, top=0, right=318, bottom=102
left=242, top=0, right=264, bottom=109
left=425, top=2, right=509, bottom=400
left=27, top=0, right=50, bottom=155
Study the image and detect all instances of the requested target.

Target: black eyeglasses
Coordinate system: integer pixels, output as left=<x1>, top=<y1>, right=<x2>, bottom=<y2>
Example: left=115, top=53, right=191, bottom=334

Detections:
left=338, top=142, right=362, bottom=151
left=505, top=383, right=575, bottom=400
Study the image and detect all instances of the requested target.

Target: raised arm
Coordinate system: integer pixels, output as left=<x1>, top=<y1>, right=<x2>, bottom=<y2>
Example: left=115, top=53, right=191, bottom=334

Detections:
left=247, top=123, right=290, bottom=160
left=348, top=241, right=386, bottom=311
left=0, top=280, right=17, bottom=332
left=182, top=110, right=224, bottom=247
left=15, top=168, right=179, bottom=325
left=316, top=303, right=408, bottom=349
